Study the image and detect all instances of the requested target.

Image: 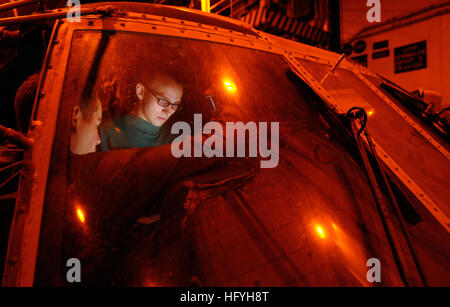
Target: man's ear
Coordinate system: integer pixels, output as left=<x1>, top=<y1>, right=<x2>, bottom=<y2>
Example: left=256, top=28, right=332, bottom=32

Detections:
left=72, top=105, right=81, bottom=132
left=136, top=83, right=145, bottom=100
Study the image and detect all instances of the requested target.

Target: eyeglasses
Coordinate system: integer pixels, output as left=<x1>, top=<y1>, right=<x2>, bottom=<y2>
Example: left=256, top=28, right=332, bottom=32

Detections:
left=146, top=87, right=182, bottom=111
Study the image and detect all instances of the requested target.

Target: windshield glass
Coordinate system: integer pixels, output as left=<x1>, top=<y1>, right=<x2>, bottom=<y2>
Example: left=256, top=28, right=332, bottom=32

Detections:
left=35, top=30, right=413, bottom=286
left=296, top=58, right=450, bottom=226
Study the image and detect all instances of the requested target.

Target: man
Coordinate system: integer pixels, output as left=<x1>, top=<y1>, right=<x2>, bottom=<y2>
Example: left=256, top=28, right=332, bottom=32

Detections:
left=70, top=97, right=102, bottom=155
left=99, top=72, right=183, bottom=151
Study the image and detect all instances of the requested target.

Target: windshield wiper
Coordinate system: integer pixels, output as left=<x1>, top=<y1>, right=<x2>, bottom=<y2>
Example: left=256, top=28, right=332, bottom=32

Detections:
left=346, top=107, right=427, bottom=287
left=382, top=82, right=449, bottom=141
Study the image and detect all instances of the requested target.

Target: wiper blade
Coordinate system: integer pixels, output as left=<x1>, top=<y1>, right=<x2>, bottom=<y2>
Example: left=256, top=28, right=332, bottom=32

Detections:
left=347, top=107, right=427, bottom=287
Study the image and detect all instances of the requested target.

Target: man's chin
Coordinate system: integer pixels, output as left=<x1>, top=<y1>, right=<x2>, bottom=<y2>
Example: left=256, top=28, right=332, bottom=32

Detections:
left=151, top=119, right=165, bottom=127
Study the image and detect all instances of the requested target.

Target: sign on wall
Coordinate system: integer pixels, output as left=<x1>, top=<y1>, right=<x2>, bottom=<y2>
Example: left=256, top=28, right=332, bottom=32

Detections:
left=354, top=40, right=367, bottom=53
left=394, top=41, right=427, bottom=73
left=343, top=43, right=353, bottom=56
left=351, top=54, right=368, bottom=67
left=372, top=49, right=389, bottom=59
left=373, top=40, right=388, bottom=50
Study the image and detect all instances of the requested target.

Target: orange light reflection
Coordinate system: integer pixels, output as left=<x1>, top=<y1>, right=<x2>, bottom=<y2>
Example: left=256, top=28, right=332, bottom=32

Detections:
left=223, top=80, right=237, bottom=92
left=315, top=224, right=326, bottom=239
left=77, top=208, right=85, bottom=223
left=331, top=222, right=370, bottom=286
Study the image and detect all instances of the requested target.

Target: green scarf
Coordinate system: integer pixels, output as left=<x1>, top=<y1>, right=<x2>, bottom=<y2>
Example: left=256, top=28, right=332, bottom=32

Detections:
left=99, top=115, right=162, bottom=151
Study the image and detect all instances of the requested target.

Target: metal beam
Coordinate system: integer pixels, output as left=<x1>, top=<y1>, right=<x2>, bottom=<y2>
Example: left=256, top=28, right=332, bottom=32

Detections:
left=0, top=0, right=39, bottom=14
left=211, top=0, right=228, bottom=11
left=0, top=7, right=116, bottom=26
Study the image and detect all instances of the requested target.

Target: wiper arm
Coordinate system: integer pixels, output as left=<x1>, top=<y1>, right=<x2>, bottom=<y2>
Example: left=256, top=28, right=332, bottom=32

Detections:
left=347, top=107, right=427, bottom=287
left=320, top=53, right=345, bottom=84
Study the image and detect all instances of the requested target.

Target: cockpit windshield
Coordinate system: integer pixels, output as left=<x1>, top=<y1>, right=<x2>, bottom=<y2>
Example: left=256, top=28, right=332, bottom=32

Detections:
left=33, top=30, right=448, bottom=287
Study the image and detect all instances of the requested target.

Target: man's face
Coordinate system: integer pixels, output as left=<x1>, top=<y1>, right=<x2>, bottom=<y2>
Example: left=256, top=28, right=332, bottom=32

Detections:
left=136, top=74, right=183, bottom=127
left=70, top=100, right=102, bottom=155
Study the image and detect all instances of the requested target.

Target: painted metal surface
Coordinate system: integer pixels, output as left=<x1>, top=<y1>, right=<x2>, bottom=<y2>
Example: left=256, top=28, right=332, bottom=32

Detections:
left=2, top=19, right=69, bottom=286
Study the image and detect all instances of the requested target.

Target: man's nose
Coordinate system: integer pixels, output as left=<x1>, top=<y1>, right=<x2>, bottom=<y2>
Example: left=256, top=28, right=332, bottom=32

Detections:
left=96, top=132, right=101, bottom=145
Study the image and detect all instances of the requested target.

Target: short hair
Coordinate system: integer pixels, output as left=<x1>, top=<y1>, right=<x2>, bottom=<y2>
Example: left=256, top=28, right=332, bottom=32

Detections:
left=78, top=87, right=101, bottom=122
left=138, top=63, right=183, bottom=90
left=81, top=98, right=101, bottom=123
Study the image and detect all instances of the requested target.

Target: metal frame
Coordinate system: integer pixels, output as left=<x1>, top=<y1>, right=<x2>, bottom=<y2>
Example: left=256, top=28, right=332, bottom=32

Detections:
left=0, top=0, right=39, bottom=14
left=2, top=19, right=70, bottom=287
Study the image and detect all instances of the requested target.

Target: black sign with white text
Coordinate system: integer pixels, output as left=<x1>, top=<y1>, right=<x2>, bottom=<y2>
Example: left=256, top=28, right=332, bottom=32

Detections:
left=373, top=40, right=388, bottom=50
left=372, top=49, right=389, bottom=59
left=351, top=54, right=368, bottom=67
left=394, top=41, right=427, bottom=73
